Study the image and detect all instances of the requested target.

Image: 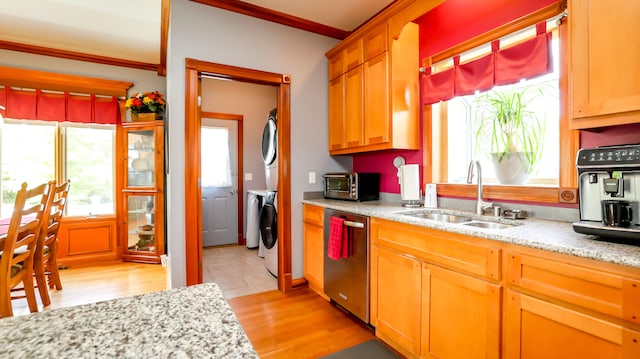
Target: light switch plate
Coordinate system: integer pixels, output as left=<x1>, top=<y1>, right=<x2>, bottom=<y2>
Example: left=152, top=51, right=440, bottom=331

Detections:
left=309, top=172, right=316, bottom=184
left=244, top=173, right=253, bottom=181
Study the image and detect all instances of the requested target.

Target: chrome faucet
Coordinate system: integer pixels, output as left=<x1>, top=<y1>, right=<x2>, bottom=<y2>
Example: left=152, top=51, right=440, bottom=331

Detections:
left=467, top=160, right=493, bottom=215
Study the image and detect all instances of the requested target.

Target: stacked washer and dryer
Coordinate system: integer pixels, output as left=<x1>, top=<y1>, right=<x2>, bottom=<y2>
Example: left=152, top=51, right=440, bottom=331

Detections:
left=258, top=108, right=278, bottom=277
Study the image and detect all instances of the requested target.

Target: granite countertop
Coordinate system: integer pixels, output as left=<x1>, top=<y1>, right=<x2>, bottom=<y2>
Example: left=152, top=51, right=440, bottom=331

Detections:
left=0, top=283, right=258, bottom=358
left=303, top=198, right=640, bottom=269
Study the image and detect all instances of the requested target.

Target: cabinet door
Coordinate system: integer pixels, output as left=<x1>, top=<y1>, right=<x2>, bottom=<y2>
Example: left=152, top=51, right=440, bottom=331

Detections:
left=505, top=290, right=640, bottom=359
left=328, top=76, right=345, bottom=151
left=371, top=245, right=421, bottom=356
left=125, top=126, right=157, bottom=189
left=422, top=265, right=501, bottom=359
left=344, top=66, right=364, bottom=148
left=303, top=205, right=325, bottom=296
left=364, top=52, right=390, bottom=146
left=123, top=192, right=164, bottom=263
left=570, top=0, right=640, bottom=128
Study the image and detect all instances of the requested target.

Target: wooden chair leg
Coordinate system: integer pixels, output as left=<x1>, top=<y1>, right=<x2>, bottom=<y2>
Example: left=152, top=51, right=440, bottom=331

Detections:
left=24, top=269, right=39, bottom=313
left=34, top=260, right=51, bottom=307
left=0, top=285, right=12, bottom=318
left=48, top=260, right=63, bottom=291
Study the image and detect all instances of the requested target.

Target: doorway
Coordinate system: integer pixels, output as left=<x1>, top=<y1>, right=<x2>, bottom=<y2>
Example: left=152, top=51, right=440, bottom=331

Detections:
left=201, top=117, right=240, bottom=247
left=184, top=58, right=292, bottom=291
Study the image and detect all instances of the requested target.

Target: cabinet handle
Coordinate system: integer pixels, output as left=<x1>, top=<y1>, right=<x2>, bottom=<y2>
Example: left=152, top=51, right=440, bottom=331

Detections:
left=344, top=220, right=364, bottom=228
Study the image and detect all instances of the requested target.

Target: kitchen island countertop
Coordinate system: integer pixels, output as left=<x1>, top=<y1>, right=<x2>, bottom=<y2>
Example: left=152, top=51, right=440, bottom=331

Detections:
left=0, top=283, right=258, bottom=358
left=303, top=198, right=640, bottom=269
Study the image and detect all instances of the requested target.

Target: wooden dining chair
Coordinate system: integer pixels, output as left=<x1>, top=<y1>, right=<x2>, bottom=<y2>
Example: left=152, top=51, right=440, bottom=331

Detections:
left=0, top=182, right=51, bottom=317
left=34, top=180, right=70, bottom=306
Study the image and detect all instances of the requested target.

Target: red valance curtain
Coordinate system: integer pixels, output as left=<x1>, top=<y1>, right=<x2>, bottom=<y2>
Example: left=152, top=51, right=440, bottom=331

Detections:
left=0, top=86, right=120, bottom=124
left=422, top=22, right=553, bottom=105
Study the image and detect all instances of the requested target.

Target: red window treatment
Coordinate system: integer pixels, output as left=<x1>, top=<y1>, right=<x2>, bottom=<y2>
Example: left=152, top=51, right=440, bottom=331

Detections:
left=0, top=86, right=120, bottom=124
left=0, top=87, right=6, bottom=117
left=421, top=67, right=455, bottom=105
left=421, top=22, right=552, bottom=105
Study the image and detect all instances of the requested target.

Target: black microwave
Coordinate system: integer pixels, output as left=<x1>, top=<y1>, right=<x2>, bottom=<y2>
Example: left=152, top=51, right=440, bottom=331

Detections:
left=323, top=172, right=380, bottom=201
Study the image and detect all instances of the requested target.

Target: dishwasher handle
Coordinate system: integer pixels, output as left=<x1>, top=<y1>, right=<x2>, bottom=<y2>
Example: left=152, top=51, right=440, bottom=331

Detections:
left=343, top=220, right=365, bottom=229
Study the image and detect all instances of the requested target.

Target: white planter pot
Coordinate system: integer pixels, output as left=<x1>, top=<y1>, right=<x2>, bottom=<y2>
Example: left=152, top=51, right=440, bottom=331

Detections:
left=490, top=152, right=533, bottom=185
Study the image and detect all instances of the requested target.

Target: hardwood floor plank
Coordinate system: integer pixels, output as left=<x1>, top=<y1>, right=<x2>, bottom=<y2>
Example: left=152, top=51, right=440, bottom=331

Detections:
left=228, top=288, right=375, bottom=358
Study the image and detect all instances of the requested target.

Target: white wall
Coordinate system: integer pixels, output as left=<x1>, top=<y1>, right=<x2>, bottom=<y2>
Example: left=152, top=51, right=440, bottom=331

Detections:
left=0, top=49, right=165, bottom=95
left=201, top=78, right=278, bottom=232
left=167, top=0, right=351, bottom=287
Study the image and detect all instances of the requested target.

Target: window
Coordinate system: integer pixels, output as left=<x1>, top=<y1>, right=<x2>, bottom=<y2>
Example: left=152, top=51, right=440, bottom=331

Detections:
left=436, top=30, right=560, bottom=185
left=0, top=119, right=115, bottom=217
left=201, top=127, right=232, bottom=187
left=425, top=10, right=577, bottom=204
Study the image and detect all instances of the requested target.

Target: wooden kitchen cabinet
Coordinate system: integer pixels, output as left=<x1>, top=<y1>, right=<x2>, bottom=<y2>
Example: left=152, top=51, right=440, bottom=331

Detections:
left=505, top=290, right=640, bottom=358
left=422, top=264, right=501, bottom=359
left=569, top=0, right=640, bottom=129
left=303, top=204, right=326, bottom=298
left=370, top=245, right=422, bottom=356
left=504, top=250, right=640, bottom=358
left=326, top=20, right=420, bottom=155
left=121, top=121, right=165, bottom=264
left=369, top=218, right=502, bottom=358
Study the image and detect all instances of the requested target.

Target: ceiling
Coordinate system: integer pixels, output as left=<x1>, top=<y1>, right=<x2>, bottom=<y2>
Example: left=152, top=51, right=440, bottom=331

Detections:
left=0, top=0, right=395, bottom=69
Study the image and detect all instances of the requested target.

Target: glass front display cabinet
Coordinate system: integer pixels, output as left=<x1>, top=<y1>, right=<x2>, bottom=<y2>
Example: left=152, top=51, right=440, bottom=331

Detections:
left=121, top=121, right=164, bottom=263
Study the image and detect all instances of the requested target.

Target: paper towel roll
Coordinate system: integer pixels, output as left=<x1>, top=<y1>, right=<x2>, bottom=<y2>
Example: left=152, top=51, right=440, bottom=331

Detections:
left=400, top=164, right=420, bottom=201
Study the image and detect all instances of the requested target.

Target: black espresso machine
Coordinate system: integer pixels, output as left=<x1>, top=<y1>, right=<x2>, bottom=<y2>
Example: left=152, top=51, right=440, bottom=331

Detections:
left=573, top=144, right=640, bottom=243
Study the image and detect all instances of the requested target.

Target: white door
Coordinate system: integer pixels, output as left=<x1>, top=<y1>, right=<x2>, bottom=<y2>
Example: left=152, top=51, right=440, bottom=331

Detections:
left=201, top=119, right=238, bottom=247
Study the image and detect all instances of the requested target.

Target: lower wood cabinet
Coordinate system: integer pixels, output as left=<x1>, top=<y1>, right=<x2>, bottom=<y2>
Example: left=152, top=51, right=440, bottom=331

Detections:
left=303, top=204, right=326, bottom=298
left=370, top=245, right=422, bottom=355
left=504, top=290, right=640, bottom=358
left=369, top=217, right=640, bottom=358
left=423, top=264, right=501, bottom=359
left=370, top=218, right=502, bottom=358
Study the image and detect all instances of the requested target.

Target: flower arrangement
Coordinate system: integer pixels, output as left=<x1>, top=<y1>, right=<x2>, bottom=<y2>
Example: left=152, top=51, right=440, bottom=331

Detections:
left=125, top=91, right=166, bottom=115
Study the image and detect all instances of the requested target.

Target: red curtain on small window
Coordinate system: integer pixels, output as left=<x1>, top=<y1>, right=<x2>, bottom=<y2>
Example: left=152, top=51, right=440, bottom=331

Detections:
left=495, top=23, right=552, bottom=85
left=0, top=86, right=119, bottom=124
left=422, top=22, right=553, bottom=105
left=422, top=67, right=455, bottom=105
left=0, top=87, right=6, bottom=117
left=94, top=96, right=121, bottom=124
left=67, top=94, right=93, bottom=123
left=454, top=53, right=494, bottom=96
left=6, top=88, right=37, bottom=119
left=36, top=90, right=66, bottom=122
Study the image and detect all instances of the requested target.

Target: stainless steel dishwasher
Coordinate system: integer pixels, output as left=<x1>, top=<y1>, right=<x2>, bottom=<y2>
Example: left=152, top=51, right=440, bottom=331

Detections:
left=323, top=209, right=369, bottom=323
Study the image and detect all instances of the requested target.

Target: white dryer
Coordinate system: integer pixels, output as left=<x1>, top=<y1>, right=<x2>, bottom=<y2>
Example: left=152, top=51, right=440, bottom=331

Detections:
left=259, top=191, right=277, bottom=277
left=261, top=108, right=278, bottom=191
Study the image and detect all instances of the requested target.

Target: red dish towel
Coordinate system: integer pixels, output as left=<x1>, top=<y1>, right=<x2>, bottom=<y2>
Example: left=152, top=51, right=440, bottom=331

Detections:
left=342, top=226, right=353, bottom=259
left=328, top=216, right=344, bottom=260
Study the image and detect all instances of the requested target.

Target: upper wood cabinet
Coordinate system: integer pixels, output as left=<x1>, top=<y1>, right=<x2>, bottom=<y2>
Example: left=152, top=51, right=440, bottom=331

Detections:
left=326, top=21, right=420, bottom=155
left=569, top=0, right=640, bottom=129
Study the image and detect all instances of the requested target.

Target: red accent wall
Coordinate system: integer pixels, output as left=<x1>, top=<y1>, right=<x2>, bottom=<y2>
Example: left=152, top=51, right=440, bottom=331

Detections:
left=416, top=0, right=557, bottom=60
left=353, top=150, right=423, bottom=193
left=580, top=124, right=640, bottom=148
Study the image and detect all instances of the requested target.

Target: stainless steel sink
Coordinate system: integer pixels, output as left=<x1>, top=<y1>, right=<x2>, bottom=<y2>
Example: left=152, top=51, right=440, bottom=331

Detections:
left=402, top=212, right=472, bottom=223
left=462, top=221, right=517, bottom=229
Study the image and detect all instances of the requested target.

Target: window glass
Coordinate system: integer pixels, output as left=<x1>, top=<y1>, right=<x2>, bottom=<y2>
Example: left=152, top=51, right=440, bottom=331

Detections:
left=0, top=121, right=55, bottom=217
left=64, top=125, right=115, bottom=216
left=201, top=127, right=232, bottom=187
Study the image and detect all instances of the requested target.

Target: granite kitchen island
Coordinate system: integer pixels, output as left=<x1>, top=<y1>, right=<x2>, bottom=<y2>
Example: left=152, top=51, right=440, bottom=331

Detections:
left=0, top=283, right=258, bottom=358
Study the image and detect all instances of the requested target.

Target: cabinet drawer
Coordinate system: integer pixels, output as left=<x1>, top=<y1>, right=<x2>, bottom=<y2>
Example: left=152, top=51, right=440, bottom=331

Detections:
left=370, top=218, right=501, bottom=280
left=344, top=39, right=364, bottom=71
left=364, top=23, right=388, bottom=60
left=506, top=252, right=640, bottom=324
left=303, top=204, right=324, bottom=227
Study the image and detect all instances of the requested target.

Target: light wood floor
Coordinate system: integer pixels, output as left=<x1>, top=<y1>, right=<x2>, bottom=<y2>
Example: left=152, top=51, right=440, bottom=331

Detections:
left=10, top=261, right=376, bottom=358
